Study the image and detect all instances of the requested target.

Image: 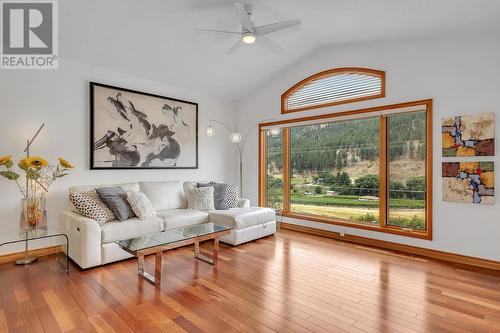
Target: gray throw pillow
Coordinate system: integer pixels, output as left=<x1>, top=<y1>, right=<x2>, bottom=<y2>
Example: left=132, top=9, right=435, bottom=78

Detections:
left=96, top=187, right=136, bottom=221
left=197, top=183, right=229, bottom=210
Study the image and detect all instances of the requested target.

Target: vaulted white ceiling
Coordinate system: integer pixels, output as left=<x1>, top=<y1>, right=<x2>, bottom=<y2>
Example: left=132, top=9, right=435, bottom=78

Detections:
left=60, top=0, right=500, bottom=100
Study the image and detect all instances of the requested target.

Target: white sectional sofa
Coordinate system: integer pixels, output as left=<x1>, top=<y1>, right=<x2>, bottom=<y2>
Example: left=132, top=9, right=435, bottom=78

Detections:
left=60, top=181, right=276, bottom=269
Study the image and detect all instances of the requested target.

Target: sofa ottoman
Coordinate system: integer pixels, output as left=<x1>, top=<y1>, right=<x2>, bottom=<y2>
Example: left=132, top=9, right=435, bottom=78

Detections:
left=208, top=207, right=276, bottom=246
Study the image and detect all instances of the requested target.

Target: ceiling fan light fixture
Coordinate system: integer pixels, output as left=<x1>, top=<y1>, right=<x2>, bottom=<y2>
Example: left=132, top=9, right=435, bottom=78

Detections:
left=242, top=32, right=256, bottom=44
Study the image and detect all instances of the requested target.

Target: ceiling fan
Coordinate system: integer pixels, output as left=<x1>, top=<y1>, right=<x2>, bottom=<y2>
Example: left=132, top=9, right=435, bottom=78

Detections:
left=196, top=2, right=301, bottom=54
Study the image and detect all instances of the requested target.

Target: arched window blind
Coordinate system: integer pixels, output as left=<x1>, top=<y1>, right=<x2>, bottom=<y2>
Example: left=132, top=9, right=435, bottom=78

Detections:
left=282, top=68, right=385, bottom=114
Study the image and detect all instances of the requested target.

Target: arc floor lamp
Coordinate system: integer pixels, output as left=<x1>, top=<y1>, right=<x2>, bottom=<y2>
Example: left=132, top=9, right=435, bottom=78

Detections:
left=206, top=119, right=279, bottom=196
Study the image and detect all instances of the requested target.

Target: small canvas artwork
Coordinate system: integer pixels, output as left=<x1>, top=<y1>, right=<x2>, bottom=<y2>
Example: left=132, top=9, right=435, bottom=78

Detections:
left=90, top=82, right=198, bottom=169
left=442, top=162, right=495, bottom=204
left=442, top=113, right=495, bottom=157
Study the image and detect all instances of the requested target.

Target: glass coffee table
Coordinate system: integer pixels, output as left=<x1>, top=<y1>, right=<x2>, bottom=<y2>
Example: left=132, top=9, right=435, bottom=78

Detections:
left=116, top=223, right=232, bottom=286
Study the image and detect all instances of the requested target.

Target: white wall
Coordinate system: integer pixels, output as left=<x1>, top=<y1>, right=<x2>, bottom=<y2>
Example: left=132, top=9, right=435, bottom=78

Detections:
left=237, top=37, right=500, bottom=261
left=0, top=59, right=238, bottom=254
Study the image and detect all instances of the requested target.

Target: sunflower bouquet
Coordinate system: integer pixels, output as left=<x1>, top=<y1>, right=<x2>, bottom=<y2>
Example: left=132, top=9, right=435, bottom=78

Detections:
left=0, top=155, right=74, bottom=228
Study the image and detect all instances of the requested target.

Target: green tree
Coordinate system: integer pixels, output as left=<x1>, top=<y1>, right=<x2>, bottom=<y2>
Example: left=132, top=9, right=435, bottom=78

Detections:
left=389, top=180, right=406, bottom=199
left=315, top=171, right=336, bottom=184
left=315, top=186, right=323, bottom=194
left=406, top=176, right=425, bottom=199
left=354, top=174, right=379, bottom=196
left=336, top=172, right=351, bottom=186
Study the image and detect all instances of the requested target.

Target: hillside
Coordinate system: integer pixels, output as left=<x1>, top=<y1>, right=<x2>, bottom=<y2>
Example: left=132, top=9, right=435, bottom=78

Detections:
left=341, top=158, right=425, bottom=182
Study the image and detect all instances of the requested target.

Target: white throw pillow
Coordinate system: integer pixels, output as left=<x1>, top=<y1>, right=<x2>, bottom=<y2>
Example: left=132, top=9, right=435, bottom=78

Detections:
left=187, top=187, right=215, bottom=211
left=126, top=191, right=156, bottom=219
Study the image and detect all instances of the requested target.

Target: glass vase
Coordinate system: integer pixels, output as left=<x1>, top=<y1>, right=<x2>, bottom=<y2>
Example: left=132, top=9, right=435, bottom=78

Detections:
left=20, top=197, right=47, bottom=233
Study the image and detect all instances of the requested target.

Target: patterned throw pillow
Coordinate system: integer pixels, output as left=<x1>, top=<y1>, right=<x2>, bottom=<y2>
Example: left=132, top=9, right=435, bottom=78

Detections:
left=69, top=192, right=109, bottom=225
left=187, top=187, right=215, bottom=211
left=226, top=184, right=239, bottom=208
left=126, top=191, right=156, bottom=219
left=83, top=190, right=116, bottom=222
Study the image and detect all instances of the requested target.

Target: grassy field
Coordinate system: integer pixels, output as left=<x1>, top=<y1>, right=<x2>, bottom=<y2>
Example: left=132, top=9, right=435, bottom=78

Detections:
left=290, top=193, right=424, bottom=209
left=291, top=204, right=425, bottom=229
left=267, top=192, right=426, bottom=230
left=267, top=192, right=425, bottom=209
left=291, top=204, right=379, bottom=225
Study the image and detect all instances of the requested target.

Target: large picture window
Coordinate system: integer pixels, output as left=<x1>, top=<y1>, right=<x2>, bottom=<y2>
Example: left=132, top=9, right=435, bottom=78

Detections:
left=259, top=100, right=432, bottom=239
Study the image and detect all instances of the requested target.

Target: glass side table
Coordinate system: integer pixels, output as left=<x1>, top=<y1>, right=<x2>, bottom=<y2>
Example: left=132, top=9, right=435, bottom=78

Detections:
left=0, top=227, right=69, bottom=273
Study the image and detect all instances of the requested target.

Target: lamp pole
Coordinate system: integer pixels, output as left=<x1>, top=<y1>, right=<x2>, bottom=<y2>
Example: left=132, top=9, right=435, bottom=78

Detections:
left=207, top=118, right=274, bottom=197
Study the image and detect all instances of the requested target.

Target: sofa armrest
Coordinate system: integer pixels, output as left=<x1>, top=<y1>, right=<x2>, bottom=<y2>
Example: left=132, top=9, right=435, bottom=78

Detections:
left=238, top=198, right=250, bottom=208
left=60, top=210, right=102, bottom=269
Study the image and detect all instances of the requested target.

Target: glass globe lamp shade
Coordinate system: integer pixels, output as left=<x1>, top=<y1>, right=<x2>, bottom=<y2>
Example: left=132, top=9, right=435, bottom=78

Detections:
left=229, top=131, right=242, bottom=144
left=206, top=124, right=215, bottom=137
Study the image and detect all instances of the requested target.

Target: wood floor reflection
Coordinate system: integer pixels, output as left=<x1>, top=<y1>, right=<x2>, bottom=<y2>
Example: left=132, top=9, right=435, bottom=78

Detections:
left=1, top=229, right=499, bottom=332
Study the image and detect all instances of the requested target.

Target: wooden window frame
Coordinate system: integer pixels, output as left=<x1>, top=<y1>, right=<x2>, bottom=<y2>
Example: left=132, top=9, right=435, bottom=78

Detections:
left=281, top=67, right=386, bottom=114
left=259, top=99, right=433, bottom=240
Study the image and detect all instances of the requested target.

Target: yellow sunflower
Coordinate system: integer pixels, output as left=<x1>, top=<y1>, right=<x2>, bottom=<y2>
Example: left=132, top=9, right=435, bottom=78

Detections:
left=20, top=156, right=49, bottom=169
left=58, top=157, right=74, bottom=169
left=0, top=155, right=12, bottom=166
left=18, top=158, right=30, bottom=170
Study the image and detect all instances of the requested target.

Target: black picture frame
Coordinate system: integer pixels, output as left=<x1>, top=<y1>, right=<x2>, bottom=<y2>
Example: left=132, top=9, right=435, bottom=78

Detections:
left=90, top=82, right=198, bottom=169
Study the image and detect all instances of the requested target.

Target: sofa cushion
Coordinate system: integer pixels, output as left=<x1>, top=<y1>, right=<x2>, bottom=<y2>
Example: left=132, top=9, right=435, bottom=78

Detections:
left=126, top=191, right=156, bottom=219
left=67, top=182, right=140, bottom=213
left=208, top=207, right=276, bottom=229
left=69, top=192, right=109, bottom=225
left=96, top=187, right=136, bottom=221
left=83, top=190, right=116, bottom=222
left=226, top=184, right=240, bottom=208
left=187, top=187, right=215, bottom=211
left=197, top=183, right=229, bottom=210
left=140, top=181, right=187, bottom=210
left=101, top=216, right=164, bottom=243
left=156, top=209, right=209, bottom=230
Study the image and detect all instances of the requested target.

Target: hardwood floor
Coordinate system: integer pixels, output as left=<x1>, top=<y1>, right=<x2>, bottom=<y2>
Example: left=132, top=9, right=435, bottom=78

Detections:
left=1, top=229, right=500, bottom=333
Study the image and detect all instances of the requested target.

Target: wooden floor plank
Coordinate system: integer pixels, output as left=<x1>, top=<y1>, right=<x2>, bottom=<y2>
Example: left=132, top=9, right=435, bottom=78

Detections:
left=1, top=229, right=500, bottom=333
left=41, top=289, right=78, bottom=332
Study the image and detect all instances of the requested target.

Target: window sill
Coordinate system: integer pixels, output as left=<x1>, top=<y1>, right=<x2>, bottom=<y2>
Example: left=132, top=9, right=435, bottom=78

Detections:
left=282, top=212, right=432, bottom=240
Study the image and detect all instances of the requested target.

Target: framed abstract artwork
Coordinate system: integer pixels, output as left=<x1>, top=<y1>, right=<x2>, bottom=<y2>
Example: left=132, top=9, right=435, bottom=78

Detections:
left=90, top=82, right=198, bottom=169
left=442, top=113, right=494, bottom=157
left=442, top=162, right=495, bottom=204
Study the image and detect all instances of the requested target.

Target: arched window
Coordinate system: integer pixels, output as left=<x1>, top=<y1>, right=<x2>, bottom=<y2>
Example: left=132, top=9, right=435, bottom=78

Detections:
left=282, top=68, right=385, bottom=114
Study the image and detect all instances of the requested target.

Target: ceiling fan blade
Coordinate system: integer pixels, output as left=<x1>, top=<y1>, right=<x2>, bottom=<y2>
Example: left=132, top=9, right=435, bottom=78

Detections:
left=257, top=36, right=283, bottom=54
left=234, top=2, right=253, bottom=32
left=227, top=39, right=244, bottom=54
left=254, top=19, right=301, bottom=36
left=196, top=29, right=241, bottom=35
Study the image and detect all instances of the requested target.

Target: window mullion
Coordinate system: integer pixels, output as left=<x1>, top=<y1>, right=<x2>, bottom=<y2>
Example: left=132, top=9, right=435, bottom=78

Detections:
left=283, top=128, right=291, bottom=213
left=258, top=130, right=267, bottom=207
left=379, top=116, right=388, bottom=228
